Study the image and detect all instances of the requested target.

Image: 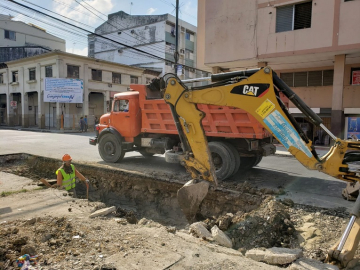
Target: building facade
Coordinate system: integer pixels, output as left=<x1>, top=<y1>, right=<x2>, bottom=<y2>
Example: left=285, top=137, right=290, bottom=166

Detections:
left=89, top=11, right=208, bottom=80
left=197, top=0, right=360, bottom=142
left=0, top=14, right=65, bottom=62
left=0, top=51, right=151, bottom=130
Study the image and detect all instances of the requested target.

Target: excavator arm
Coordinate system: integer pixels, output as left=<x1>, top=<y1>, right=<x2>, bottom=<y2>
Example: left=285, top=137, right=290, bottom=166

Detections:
left=158, top=67, right=360, bottom=268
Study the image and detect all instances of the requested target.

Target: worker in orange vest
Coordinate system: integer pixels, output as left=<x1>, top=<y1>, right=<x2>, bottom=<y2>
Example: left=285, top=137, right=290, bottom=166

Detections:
left=56, top=154, right=89, bottom=197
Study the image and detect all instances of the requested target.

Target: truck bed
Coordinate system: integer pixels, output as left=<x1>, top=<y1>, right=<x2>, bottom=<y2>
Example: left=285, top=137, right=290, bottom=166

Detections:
left=133, top=85, right=271, bottom=139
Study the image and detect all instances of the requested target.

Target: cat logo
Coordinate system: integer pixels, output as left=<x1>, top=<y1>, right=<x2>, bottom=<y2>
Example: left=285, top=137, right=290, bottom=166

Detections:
left=230, top=83, right=270, bottom=98
left=243, top=85, right=259, bottom=96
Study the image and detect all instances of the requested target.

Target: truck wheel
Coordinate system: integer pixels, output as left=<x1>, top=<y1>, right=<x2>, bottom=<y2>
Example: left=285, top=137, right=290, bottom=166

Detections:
left=98, top=133, right=125, bottom=163
left=222, top=142, right=240, bottom=176
left=239, top=156, right=258, bottom=171
left=139, top=150, right=155, bottom=157
left=240, top=155, right=263, bottom=171
left=208, top=141, right=236, bottom=181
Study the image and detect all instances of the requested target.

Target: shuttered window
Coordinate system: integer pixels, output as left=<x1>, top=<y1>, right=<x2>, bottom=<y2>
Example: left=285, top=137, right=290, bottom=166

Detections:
left=276, top=6, right=293, bottom=33
left=294, top=2, right=312, bottom=30
left=294, top=72, right=307, bottom=87
left=280, top=72, right=294, bottom=87
left=323, top=70, right=334, bottom=86
left=280, top=70, right=334, bottom=87
left=276, top=1, right=312, bottom=33
left=308, top=71, right=322, bottom=86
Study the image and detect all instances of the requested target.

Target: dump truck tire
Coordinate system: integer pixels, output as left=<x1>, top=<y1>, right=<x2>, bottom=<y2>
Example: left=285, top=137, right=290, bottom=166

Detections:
left=222, top=142, right=241, bottom=176
left=208, top=141, right=236, bottom=181
left=98, top=133, right=125, bottom=163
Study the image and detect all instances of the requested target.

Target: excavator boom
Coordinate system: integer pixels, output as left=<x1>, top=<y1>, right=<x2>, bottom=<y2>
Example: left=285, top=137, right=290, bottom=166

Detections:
left=154, top=67, right=360, bottom=267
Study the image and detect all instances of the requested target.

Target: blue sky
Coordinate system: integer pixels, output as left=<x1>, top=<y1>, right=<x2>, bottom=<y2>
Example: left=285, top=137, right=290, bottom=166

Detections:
left=2, top=0, right=198, bottom=55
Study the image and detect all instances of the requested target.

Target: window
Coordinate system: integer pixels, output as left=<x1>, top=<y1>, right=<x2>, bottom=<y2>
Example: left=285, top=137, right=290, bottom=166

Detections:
left=29, top=68, right=36, bottom=81
left=276, top=1, right=312, bottom=33
left=91, top=69, right=102, bottom=81
left=350, top=67, right=360, bottom=85
left=45, top=65, right=53, bottom=77
left=0, top=73, right=3, bottom=84
left=12, top=71, right=18, bottom=82
left=185, top=49, right=193, bottom=59
left=130, top=76, right=138, bottom=84
left=185, top=32, right=191, bottom=40
left=4, top=30, right=16, bottom=41
left=308, top=71, right=322, bottom=86
left=280, top=70, right=334, bottom=87
left=112, top=72, right=121, bottom=84
left=280, top=73, right=294, bottom=87
left=67, top=65, right=79, bottom=78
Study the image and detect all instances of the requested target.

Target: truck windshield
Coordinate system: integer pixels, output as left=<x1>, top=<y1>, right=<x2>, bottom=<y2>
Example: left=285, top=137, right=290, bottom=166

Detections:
left=113, top=100, right=129, bottom=112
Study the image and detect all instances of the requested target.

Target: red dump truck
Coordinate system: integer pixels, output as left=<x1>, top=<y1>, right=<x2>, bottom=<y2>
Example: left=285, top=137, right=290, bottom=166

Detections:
left=89, top=84, right=282, bottom=180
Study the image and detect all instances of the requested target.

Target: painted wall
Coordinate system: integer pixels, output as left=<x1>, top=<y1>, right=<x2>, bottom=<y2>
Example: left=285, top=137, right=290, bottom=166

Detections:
left=198, top=0, right=360, bottom=68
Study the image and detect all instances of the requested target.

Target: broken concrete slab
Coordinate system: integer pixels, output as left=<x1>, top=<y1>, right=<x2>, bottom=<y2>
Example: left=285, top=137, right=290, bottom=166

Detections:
left=245, top=247, right=302, bottom=265
left=89, top=206, right=116, bottom=218
left=289, top=258, right=339, bottom=270
left=189, top=222, right=212, bottom=239
left=211, top=225, right=232, bottom=248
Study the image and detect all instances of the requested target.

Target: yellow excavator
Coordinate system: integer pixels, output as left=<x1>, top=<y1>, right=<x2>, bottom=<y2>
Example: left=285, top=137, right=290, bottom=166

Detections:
left=150, top=67, right=360, bottom=268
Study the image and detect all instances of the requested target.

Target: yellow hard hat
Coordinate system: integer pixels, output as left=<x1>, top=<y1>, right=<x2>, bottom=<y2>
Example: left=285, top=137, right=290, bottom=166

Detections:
left=62, top=154, right=72, bottom=162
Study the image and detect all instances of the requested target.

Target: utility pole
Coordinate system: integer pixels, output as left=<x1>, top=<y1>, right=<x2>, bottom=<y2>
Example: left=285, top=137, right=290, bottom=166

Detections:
left=174, top=0, right=179, bottom=75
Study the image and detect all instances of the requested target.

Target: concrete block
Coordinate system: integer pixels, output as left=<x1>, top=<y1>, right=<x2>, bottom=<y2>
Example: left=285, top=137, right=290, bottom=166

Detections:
left=189, top=222, right=212, bottom=239
left=245, top=247, right=302, bottom=265
left=89, top=206, right=116, bottom=218
left=211, top=225, right=232, bottom=248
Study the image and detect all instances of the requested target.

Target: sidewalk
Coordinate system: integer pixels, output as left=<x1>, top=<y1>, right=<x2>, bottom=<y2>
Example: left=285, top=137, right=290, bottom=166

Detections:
left=0, top=125, right=95, bottom=134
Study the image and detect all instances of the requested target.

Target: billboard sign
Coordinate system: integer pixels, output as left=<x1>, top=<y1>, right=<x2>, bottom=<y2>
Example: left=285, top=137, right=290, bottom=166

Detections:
left=44, top=78, right=83, bottom=103
left=347, top=117, right=360, bottom=140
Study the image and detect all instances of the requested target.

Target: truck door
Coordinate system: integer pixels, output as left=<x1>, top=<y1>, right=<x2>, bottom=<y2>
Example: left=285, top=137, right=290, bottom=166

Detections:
left=111, top=99, right=139, bottom=139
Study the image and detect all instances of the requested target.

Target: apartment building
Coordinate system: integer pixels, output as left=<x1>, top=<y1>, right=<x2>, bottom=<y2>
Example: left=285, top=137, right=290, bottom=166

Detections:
left=89, top=11, right=210, bottom=80
left=0, top=14, right=65, bottom=62
left=197, top=0, right=360, bottom=142
left=0, top=51, right=150, bottom=130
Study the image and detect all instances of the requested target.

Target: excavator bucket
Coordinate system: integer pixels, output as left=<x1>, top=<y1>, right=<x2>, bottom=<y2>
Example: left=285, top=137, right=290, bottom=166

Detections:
left=177, top=179, right=210, bottom=223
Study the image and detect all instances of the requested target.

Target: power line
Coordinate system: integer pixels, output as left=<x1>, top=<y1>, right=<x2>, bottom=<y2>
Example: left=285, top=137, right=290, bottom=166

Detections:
left=6, top=0, right=209, bottom=73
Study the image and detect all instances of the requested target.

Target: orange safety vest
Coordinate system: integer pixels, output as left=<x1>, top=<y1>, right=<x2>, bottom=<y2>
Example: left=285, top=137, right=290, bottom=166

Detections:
left=56, top=164, right=76, bottom=191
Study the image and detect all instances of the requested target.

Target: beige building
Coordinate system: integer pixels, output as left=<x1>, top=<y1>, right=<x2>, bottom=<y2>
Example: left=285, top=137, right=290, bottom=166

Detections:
left=0, top=51, right=152, bottom=130
left=197, top=0, right=360, bottom=142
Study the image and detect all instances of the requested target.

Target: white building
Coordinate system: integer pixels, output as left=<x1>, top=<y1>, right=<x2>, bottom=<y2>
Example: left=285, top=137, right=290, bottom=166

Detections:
left=89, top=11, right=209, bottom=80
left=0, top=51, right=151, bottom=130
left=0, top=14, right=65, bottom=62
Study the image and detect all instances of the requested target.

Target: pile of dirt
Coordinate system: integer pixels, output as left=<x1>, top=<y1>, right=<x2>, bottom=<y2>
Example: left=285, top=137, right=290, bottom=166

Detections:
left=0, top=205, right=152, bottom=270
left=202, top=198, right=298, bottom=253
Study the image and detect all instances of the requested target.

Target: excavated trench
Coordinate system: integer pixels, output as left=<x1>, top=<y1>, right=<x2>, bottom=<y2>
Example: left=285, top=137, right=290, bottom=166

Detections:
left=0, top=153, right=267, bottom=227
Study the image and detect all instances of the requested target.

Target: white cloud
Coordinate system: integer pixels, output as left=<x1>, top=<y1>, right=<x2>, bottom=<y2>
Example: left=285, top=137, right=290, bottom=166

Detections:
left=147, top=8, right=157, bottom=15
left=67, top=46, right=88, bottom=56
left=53, top=0, right=114, bottom=26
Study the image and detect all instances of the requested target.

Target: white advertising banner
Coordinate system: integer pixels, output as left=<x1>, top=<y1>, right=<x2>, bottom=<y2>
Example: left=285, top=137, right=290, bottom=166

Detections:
left=44, top=78, right=84, bottom=103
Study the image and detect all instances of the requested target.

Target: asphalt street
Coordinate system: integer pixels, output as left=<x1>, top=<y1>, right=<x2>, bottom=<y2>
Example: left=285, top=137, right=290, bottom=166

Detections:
left=0, top=129, right=354, bottom=211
